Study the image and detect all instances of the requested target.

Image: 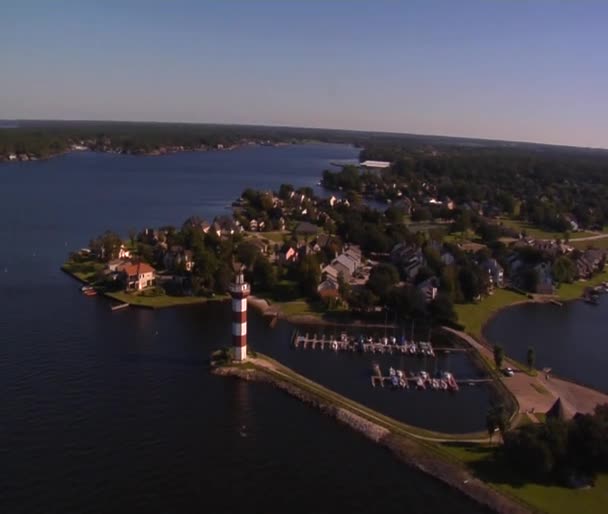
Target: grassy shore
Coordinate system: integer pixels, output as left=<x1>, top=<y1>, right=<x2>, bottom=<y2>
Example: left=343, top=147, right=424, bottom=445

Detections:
left=454, top=289, right=527, bottom=339
left=105, top=291, right=228, bottom=308
left=63, top=257, right=228, bottom=309
left=455, top=269, right=608, bottom=340
left=61, top=258, right=105, bottom=283
left=442, top=443, right=608, bottom=514
left=554, top=270, right=608, bottom=301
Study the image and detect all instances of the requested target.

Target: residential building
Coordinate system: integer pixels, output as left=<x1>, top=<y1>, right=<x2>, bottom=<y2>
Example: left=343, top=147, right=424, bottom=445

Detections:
left=118, top=262, right=156, bottom=291
left=391, top=243, right=425, bottom=281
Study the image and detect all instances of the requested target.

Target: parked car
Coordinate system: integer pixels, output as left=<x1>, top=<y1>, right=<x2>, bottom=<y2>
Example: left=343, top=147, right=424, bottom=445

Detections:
left=502, top=367, right=515, bottom=377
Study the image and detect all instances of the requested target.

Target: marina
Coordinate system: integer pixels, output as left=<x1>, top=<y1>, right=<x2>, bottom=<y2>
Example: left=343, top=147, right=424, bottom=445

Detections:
left=292, top=331, right=469, bottom=355
left=369, top=366, right=489, bottom=390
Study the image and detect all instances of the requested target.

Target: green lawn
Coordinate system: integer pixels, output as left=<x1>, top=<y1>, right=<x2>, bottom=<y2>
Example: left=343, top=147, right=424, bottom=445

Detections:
left=454, top=289, right=527, bottom=339
left=106, top=291, right=228, bottom=309
left=499, top=217, right=606, bottom=241
left=62, top=258, right=104, bottom=283
left=441, top=443, right=608, bottom=514
left=555, top=270, right=608, bottom=301
left=245, top=230, right=288, bottom=243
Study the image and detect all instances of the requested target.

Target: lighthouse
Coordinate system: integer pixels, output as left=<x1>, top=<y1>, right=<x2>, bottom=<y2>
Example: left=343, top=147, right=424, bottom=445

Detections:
left=229, top=264, right=250, bottom=361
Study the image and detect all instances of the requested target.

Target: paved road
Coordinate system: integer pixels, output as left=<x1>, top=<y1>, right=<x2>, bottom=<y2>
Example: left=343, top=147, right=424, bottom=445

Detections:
left=541, top=232, right=608, bottom=243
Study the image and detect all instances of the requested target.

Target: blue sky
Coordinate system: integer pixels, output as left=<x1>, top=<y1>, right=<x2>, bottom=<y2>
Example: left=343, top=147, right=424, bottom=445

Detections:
left=1, top=1, right=607, bottom=147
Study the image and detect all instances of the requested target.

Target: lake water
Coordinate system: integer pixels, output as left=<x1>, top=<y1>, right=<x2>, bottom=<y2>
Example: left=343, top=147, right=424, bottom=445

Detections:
left=0, top=146, right=490, bottom=513
left=484, top=296, right=608, bottom=393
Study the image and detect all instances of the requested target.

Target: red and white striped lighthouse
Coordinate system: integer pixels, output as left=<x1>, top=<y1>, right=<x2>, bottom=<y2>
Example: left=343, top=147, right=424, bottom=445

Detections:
left=229, top=265, right=250, bottom=362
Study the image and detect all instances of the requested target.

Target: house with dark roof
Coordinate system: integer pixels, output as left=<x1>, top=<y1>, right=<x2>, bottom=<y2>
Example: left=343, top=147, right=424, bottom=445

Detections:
left=391, top=243, right=424, bottom=281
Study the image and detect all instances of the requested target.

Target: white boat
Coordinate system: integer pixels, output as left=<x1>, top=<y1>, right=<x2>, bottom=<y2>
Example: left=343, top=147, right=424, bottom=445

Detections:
left=415, top=377, right=426, bottom=389
left=431, top=378, right=439, bottom=390
left=389, top=367, right=396, bottom=377
left=396, top=370, right=404, bottom=379
left=440, top=379, right=448, bottom=391
left=399, top=378, right=407, bottom=388
left=331, top=340, right=338, bottom=351
left=420, top=371, right=429, bottom=382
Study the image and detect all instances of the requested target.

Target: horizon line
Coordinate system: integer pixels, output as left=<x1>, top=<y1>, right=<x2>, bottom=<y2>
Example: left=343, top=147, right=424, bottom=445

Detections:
left=4, top=116, right=607, bottom=153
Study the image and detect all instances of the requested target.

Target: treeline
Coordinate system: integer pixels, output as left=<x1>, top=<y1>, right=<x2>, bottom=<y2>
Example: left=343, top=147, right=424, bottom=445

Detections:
left=358, top=144, right=608, bottom=230
left=502, top=404, right=608, bottom=485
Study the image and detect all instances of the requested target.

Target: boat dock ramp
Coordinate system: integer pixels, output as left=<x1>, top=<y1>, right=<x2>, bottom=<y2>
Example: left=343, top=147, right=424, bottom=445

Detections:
left=292, top=332, right=469, bottom=355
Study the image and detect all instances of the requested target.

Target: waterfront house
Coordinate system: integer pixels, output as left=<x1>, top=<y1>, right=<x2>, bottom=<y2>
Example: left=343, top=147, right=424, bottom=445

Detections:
left=483, top=258, right=505, bottom=288
left=118, top=262, right=156, bottom=291
left=575, top=249, right=606, bottom=279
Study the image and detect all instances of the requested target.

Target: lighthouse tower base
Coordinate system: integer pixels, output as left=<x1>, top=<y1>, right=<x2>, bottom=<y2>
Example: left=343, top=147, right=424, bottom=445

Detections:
left=233, top=345, right=247, bottom=362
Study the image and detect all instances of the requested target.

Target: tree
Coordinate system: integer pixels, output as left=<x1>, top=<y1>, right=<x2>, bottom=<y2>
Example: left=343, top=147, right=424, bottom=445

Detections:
left=252, top=257, right=277, bottom=292
left=128, top=228, right=137, bottom=247
left=458, top=266, right=482, bottom=302
left=486, top=410, right=498, bottom=445
left=521, top=267, right=540, bottom=292
left=493, top=344, right=504, bottom=370
left=297, top=254, right=321, bottom=298
left=337, top=272, right=351, bottom=303
left=236, top=241, right=261, bottom=269
left=348, top=288, right=378, bottom=312
left=527, top=346, right=536, bottom=370
left=429, top=292, right=456, bottom=322
left=367, top=263, right=400, bottom=302
left=486, top=403, right=508, bottom=445
left=553, top=256, right=576, bottom=284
